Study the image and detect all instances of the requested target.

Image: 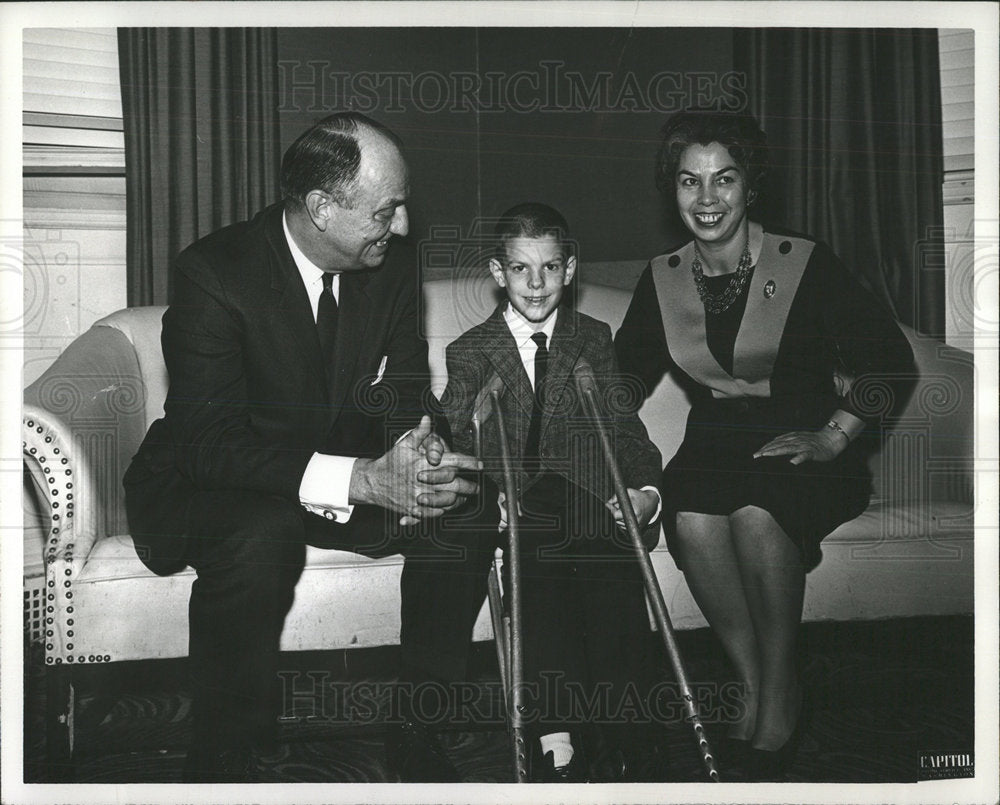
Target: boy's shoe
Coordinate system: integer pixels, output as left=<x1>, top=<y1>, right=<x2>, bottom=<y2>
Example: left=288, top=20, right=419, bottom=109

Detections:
left=535, top=749, right=590, bottom=783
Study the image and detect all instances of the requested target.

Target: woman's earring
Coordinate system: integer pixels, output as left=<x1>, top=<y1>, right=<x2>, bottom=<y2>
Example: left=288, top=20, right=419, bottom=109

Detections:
left=747, top=189, right=758, bottom=206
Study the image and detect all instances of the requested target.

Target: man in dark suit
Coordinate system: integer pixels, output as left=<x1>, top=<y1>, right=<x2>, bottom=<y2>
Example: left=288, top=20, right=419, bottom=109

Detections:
left=123, top=113, right=494, bottom=782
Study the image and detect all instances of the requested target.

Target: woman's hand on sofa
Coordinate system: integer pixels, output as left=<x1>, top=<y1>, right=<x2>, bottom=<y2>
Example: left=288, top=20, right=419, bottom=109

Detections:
left=753, top=429, right=847, bottom=465
left=754, top=410, right=865, bottom=465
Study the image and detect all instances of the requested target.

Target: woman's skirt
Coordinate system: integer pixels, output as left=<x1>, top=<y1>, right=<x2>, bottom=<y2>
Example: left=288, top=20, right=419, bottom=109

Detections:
left=661, top=393, right=873, bottom=568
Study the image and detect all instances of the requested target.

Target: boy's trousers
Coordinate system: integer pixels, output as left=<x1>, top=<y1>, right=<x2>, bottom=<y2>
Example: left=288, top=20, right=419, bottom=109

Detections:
left=501, top=473, right=654, bottom=744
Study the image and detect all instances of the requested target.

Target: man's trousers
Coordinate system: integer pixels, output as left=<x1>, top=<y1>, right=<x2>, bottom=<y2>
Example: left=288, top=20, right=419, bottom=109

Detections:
left=124, top=476, right=500, bottom=752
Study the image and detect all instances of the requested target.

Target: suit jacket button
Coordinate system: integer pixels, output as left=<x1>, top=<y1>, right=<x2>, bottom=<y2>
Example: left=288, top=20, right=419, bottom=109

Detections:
left=324, top=510, right=335, bottom=520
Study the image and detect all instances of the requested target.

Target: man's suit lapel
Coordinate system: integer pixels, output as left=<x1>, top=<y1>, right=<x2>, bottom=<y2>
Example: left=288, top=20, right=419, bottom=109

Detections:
left=263, top=207, right=377, bottom=421
left=264, top=207, right=328, bottom=396
left=328, top=273, right=374, bottom=416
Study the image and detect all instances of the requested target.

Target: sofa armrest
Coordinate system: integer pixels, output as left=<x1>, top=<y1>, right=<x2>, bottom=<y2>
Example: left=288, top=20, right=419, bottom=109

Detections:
left=872, top=328, right=975, bottom=508
left=23, top=404, right=98, bottom=664
left=23, top=324, right=151, bottom=665
left=24, top=325, right=150, bottom=541
left=23, top=404, right=95, bottom=575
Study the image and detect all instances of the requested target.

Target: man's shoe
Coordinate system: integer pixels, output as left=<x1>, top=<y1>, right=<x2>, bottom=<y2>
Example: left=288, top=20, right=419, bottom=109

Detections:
left=182, top=744, right=260, bottom=783
left=536, top=749, right=589, bottom=783
left=384, top=719, right=461, bottom=782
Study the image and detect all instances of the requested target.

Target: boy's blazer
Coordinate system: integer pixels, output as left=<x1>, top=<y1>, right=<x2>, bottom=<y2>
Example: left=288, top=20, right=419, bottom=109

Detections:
left=440, top=305, right=662, bottom=539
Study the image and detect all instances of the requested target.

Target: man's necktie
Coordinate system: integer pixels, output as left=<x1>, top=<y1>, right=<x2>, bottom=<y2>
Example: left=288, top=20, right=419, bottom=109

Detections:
left=317, top=272, right=339, bottom=364
left=524, top=331, right=548, bottom=462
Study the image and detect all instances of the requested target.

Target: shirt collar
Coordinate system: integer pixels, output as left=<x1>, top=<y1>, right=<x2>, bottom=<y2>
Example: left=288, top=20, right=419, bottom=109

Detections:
left=503, top=303, right=558, bottom=347
left=283, top=210, right=327, bottom=288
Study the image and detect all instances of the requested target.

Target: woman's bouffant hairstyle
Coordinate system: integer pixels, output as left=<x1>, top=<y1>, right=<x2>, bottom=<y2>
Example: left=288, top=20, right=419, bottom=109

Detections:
left=654, top=111, right=768, bottom=209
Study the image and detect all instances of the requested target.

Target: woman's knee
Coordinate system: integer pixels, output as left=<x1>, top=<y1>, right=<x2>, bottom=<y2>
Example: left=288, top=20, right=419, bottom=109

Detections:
left=728, top=506, right=799, bottom=557
left=729, top=505, right=782, bottom=533
left=674, top=511, right=730, bottom=544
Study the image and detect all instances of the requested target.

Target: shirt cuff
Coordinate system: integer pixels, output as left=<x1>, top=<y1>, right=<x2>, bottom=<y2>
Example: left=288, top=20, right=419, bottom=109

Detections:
left=828, top=409, right=866, bottom=442
left=640, top=485, right=663, bottom=523
left=299, top=453, right=357, bottom=523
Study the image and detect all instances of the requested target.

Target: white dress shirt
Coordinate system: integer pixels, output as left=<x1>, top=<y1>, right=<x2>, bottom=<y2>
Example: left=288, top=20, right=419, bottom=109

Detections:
left=503, top=303, right=558, bottom=392
left=284, top=212, right=356, bottom=523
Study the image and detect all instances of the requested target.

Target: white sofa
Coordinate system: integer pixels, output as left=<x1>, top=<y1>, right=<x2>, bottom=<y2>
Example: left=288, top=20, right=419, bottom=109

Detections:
left=22, top=270, right=975, bottom=757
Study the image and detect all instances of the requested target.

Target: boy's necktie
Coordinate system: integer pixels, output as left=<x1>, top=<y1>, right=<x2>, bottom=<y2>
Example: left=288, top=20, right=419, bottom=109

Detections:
left=317, top=272, right=339, bottom=368
left=524, top=331, right=548, bottom=461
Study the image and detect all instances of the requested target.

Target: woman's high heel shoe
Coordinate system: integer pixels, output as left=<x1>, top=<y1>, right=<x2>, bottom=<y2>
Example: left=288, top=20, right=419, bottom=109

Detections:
left=748, top=694, right=808, bottom=782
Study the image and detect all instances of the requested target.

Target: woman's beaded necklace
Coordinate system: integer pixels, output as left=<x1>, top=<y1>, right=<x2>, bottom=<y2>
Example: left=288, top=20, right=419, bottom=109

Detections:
left=690, top=239, right=753, bottom=314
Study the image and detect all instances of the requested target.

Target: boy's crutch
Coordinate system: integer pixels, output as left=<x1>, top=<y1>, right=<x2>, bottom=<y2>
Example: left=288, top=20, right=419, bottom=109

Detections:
left=470, top=380, right=529, bottom=783
left=574, top=361, right=721, bottom=782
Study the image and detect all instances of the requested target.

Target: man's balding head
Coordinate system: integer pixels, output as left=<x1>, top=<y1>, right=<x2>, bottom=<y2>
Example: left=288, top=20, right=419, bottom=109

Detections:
left=280, top=112, right=403, bottom=210
left=282, top=113, right=410, bottom=273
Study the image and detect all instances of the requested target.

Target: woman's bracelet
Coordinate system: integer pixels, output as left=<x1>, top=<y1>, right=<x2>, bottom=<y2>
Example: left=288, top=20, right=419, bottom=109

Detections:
left=824, top=419, right=851, bottom=444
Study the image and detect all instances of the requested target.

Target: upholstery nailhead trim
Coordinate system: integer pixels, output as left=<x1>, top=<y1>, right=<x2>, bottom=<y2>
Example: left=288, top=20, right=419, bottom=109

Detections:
left=25, top=414, right=80, bottom=667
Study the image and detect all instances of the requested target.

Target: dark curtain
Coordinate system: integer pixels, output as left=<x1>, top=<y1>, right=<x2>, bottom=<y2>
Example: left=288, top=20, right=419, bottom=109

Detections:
left=119, top=28, right=282, bottom=306
left=733, top=28, right=945, bottom=337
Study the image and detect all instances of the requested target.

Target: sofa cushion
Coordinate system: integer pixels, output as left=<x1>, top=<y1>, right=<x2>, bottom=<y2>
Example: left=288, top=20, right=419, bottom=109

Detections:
left=72, top=534, right=497, bottom=661
left=74, top=490, right=972, bottom=662
left=77, top=535, right=411, bottom=584
left=821, top=497, right=973, bottom=552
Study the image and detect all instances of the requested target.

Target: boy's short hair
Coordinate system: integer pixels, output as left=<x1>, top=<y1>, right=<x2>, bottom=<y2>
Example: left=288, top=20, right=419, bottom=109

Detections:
left=493, top=202, right=574, bottom=261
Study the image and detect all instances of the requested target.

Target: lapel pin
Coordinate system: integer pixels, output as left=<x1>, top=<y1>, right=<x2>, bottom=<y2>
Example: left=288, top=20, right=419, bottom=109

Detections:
left=763, top=280, right=776, bottom=299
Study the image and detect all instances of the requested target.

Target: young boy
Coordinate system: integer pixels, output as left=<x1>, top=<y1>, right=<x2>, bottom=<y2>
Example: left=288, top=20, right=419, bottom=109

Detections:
left=440, top=203, right=664, bottom=781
